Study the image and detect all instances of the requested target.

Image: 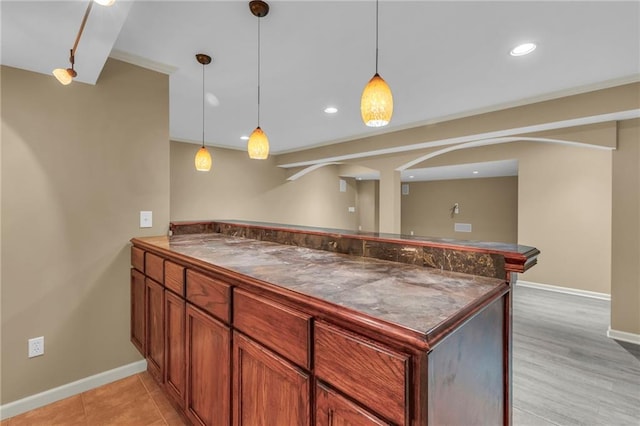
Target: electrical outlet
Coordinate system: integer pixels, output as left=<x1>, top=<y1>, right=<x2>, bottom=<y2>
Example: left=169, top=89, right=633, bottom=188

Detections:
left=28, top=336, right=44, bottom=358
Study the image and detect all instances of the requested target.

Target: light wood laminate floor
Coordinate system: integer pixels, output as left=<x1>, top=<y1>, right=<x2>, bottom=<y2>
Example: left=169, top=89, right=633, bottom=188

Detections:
left=3, top=285, right=639, bottom=425
left=512, top=285, right=640, bottom=425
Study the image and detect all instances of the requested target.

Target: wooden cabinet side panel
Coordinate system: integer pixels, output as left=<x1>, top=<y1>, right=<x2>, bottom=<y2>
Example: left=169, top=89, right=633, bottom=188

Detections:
left=233, top=332, right=311, bottom=426
left=164, top=290, right=186, bottom=409
left=315, top=321, right=409, bottom=425
left=428, top=295, right=505, bottom=426
left=130, top=269, right=146, bottom=356
left=234, top=289, right=311, bottom=368
left=186, top=304, right=231, bottom=426
left=146, top=278, right=165, bottom=383
left=315, top=382, right=390, bottom=426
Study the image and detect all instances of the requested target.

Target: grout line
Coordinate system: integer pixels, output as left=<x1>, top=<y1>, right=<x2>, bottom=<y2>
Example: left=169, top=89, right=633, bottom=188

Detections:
left=138, top=374, right=169, bottom=425
left=79, top=392, right=89, bottom=426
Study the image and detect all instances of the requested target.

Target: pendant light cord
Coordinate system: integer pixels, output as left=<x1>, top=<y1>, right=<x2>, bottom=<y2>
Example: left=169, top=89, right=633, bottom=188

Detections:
left=375, top=0, right=379, bottom=74
left=257, top=16, right=261, bottom=127
left=202, top=61, right=205, bottom=149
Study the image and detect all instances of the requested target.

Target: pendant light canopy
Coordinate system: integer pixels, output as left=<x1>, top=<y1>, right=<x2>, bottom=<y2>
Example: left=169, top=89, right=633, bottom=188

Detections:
left=361, top=0, right=393, bottom=127
left=53, top=0, right=115, bottom=85
left=194, top=53, right=213, bottom=172
left=247, top=0, right=270, bottom=160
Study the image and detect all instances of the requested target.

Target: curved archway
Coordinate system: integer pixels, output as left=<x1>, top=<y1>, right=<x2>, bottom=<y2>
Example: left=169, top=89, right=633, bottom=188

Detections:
left=396, top=137, right=613, bottom=171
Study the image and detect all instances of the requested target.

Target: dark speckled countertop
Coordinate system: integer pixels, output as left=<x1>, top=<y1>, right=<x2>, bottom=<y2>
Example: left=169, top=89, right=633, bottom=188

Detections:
left=135, top=232, right=507, bottom=339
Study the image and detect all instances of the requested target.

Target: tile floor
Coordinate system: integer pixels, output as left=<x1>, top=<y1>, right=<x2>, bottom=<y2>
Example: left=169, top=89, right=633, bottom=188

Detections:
left=1, top=372, right=187, bottom=426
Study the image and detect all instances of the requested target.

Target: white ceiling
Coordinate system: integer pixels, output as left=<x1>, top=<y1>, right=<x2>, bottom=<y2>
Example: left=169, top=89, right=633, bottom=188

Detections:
left=2, top=1, right=639, bottom=157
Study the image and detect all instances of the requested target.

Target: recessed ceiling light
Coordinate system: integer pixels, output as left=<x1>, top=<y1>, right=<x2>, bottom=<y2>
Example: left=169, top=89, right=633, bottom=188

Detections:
left=409, top=175, right=415, bottom=179
left=240, top=135, right=249, bottom=140
left=324, top=106, right=338, bottom=114
left=473, top=170, right=479, bottom=174
left=510, top=42, right=536, bottom=56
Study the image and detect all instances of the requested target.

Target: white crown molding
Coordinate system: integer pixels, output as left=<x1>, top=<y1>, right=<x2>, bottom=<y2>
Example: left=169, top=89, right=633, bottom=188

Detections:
left=0, top=360, right=147, bottom=421
left=109, top=49, right=178, bottom=75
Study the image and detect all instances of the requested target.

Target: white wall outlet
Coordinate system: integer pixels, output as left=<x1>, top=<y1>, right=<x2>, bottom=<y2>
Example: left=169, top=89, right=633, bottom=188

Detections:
left=28, top=336, right=44, bottom=358
left=140, top=211, right=152, bottom=228
left=348, top=206, right=355, bottom=213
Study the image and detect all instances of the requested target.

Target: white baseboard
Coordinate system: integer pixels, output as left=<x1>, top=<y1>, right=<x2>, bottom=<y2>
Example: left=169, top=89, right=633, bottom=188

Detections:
left=0, top=359, right=147, bottom=421
left=607, top=327, right=640, bottom=345
left=516, top=280, right=611, bottom=301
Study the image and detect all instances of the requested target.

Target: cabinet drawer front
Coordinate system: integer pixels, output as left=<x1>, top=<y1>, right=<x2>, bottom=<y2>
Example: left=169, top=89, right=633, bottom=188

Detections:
left=315, top=321, right=409, bottom=425
left=145, top=252, right=164, bottom=285
left=131, top=247, right=144, bottom=273
left=186, top=269, right=231, bottom=323
left=234, top=290, right=311, bottom=369
left=316, top=382, right=390, bottom=426
left=165, top=261, right=185, bottom=296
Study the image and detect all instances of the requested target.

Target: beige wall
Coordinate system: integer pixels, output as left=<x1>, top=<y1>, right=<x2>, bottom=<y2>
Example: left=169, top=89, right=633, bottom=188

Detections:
left=356, top=180, right=379, bottom=232
left=401, top=177, right=518, bottom=243
left=170, top=141, right=358, bottom=230
left=1, top=61, right=170, bottom=403
left=400, top=142, right=612, bottom=294
left=611, top=119, right=640, bottom=335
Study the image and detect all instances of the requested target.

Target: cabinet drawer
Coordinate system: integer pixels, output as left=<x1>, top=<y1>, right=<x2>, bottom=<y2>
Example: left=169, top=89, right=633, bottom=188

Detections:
left=165, top=261, right=185, bottom=296
left=234, top=289, right=311, bottom=369
left=186, top=270, right=231, bottom=323
left=314, top=321, right=409, bottom=425
left=145, top=252, right=164, bottom=285
left=131, top=246, right=144, bottom=273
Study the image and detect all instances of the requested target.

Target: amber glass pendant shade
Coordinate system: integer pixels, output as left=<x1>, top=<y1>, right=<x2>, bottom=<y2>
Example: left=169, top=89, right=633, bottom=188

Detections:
left=52, top=68, right=76, bottom=85
left=195, top=146, right=212, bottom=171
left=361, top=73, right=393, bottom=127
left=247, top=126, right=269, bottom=159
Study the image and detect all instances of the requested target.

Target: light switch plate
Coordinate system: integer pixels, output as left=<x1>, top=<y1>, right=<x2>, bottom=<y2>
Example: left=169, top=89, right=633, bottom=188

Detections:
left=140, top=211, right=152, bottom=228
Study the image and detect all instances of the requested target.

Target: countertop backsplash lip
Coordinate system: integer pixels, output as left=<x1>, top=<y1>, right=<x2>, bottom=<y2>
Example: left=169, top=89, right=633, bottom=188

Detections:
left=168, top=219, right=540, bottom=278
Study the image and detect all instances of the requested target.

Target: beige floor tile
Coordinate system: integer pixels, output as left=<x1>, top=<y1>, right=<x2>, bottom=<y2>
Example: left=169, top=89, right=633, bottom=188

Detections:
left=4, top=395, right=87, bottom=426
left=82, top=375, right=165, bottom=426
left=149, top=389, right=188, bottom=426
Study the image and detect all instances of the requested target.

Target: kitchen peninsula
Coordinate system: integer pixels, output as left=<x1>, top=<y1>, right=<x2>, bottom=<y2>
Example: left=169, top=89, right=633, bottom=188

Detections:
left=130, top=220, right=539, bottom=425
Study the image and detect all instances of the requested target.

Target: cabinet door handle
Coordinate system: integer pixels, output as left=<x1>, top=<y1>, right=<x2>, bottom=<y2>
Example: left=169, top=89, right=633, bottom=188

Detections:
left=328, top=409, right=334, bottom=425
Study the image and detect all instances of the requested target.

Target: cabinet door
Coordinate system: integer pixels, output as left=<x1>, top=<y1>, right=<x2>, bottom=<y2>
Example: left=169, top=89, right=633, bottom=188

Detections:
left=164, top=290, right=185, bottom=408
left=186, top=304, right=231, bottom=426
left=146, top=278, right=164, bottom=383
left=130, top=269, right=146, bottom=356
left=316, top=383, right=389, bottom=426
left=233, top=332, right=310, bottom=426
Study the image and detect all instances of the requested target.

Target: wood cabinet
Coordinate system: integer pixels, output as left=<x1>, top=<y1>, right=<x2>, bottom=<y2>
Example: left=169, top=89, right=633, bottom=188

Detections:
left=185, top=303, right=230, bottom=426
left=146, top=277, right=164, bottom=383
left=316, top=382, right=389, bottom=426
left=233, top=331, right=310, bottom=426
left=164, top=290, right=186, bottom=408
left=314, top=321, right=409, bottom=425
left=131, top=233, right=514, bottom=426
left=130, top=268, right=146, bottom=356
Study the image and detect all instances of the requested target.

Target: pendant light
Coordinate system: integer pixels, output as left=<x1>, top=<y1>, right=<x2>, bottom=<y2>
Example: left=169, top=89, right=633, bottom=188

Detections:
left=360, top=0, right=393, bottom=127
left=194, top=53, right=213, bottom=172
left=53, top=0, right=115, bottom=85
left=247, top=0, right=270, bottom=160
